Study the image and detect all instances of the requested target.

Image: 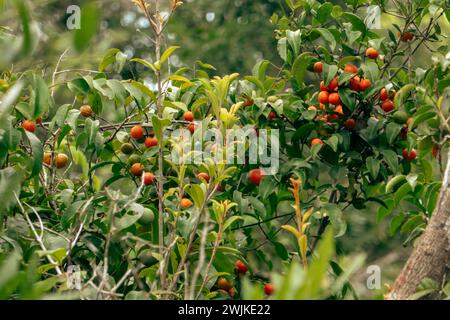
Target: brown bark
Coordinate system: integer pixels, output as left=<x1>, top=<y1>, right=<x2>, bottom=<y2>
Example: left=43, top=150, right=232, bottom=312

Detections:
left=388, top=155, right=450, bottom=299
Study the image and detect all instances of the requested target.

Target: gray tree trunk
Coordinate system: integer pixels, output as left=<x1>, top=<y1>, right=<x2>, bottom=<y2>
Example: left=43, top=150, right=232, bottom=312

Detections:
left=388, top=153, right=450, bottom=299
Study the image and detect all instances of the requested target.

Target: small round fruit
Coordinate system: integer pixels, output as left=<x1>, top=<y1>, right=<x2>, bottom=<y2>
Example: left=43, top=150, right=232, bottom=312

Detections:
left=181, top=198, right=193, bottom=208
left=318, top=91, right=329, bottom=104
left=399, top=31, right=414, bottom=42
left=217, top=277, right=233, bottom=291
left=143, top=172, right=155, bottom=185
left=327, top=114, right=339, bottom=122
left=36, top=117, right=43, bottom=125
left=366, top=47, right=379, bottom=59
left=311, top=138, right=324, bottom=146
left=328, top=92, right=341, bottom=105
left=131, top=163, right=144, bottom=176
left=228, top=288, right=236, bottom=297
left=313, top=61, right=323, bottom=73
left=327, top=78, right=338, bottom=91
left=121, top=143, right=134, bottom=155
left=243, top=98, right=254, bottom=107
left=183, top=111, right=194, bottom=122
left=197, top=172, right=210, bottom=183
left=344, top=64, right=358, bottom=74
left=138, top=208, right=155, bottom=226
left=128, top=154, right=141, bottom=165
left=248, top=168, right=263, bottom=186
left=403, top=148, right=417, bottom=161
left=320, top=81, right=327, bottom=91
left=264, top=283, right=274, bottom=296
left=380, top=88, right=388, bottom=101
left=55, top=153, right=69, bottom=169
left=350, top=76, right=361, bottom=91
left=359, top=79, right=372, bottom=91
left=43, top=152, right=52, bottom=166
left=144, top=136, right=158, bottom=148
left=188, top=123, right=195, bottom=134
left=382, top=100, right=395, bottom=113
left=80, top=105, right=93, bottom=117
left=343, top=118, right=356, bottom=130
left=268, top=111, right=277, bottom=120
left=130, top=125, right=144, bottom=140
left=235, top=260, right=248, bottom=274
left=392, top=111, right=409, bottom=124
left=22, top=120, right=36, bottom=133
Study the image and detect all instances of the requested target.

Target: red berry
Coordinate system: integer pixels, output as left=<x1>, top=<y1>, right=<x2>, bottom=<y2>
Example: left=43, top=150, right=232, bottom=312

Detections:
left=248, top=169, right=263, bottom=186
left=143, top=172, right=155, bottom=185
left=359, top=78, right=372, bottom=91
left=343, top=118, right=356, bottom=130
left=183, top=111, right=194, bottom=122
left=344, top=64, right=358, bottom=74
left=380, top=88, right=388, bottom=101
left=144, top=136, right=158, bottom=148
left=313, top=62, right=323, bottom=73
left=264, top=283, right=274, bottom=296
left=21, top=120, right=36, bottom=133
left=235, top=260, right=248, bottom=274
left=268, top=111, right=277, bottom=120
left=328, top=92, right=341, bottom=105
left=403, top=148, right=417, bottom=161
left=382, top=100, right=395, bottom=113
left=130, top=125, right=144, bottom=140
left=318, top=91, right=329, bottom=104
left=366, top=47, right=379, bottom=59
left=197, top=172, right=210, bottom=183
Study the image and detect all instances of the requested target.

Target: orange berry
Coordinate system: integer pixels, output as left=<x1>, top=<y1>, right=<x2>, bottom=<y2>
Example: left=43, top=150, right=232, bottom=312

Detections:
left=399, top=31, right=414, bottom=42
left=432, top=145, right=439, bottom=159
left=248, top=168, right=263, bottom=186
left=318, top=91, right=329, bottom=104
left=228, top=287, right=236, bottom=297
left=359, top=78, right=372, bottom=91
left=311, top=138, right=324, bottom=146
left=188, top=123, right=195, bottom=134
left=183, top=111, right=194, bottom=122
left=43, top=152, right=52, bottom=166
left=80, top=105, right=93, bottom=117
left=235, top=260, right=248, bottom=274
left=21, top=120, right=36, bottom=133
left=329, top=92, right=341, bottom=105
left=350, top=76, right=361, bottom=91
left=243, top=98, right=254, bottom=107
left=366, top=47, right=379, bottom=59
left=382, top=100, right=394, bottom=112
left=344, top=64, right=358, bottom=74
left=217, top=277, right=233, bottom=291
left=327, top=78, right=338, bottom=91
left=268, top=111, right=277, bottom=120
left=143, top=172, right=155, bottom=185
left=55, top=153, right=69, bottom=169
left=144, top=136, right=158, bottom=148
left=197, top=172, right=210, bottom=183
left=130, top=125, right=144, bottom=140
left=181, top=198, right=193, bottom=208
left=264, top=283, right=274, bottom=296
left=131, top=163, right=144, bottom=176
left=343, top=118, right=356, bottom=130
left=313, top=61, right=323, bottom=73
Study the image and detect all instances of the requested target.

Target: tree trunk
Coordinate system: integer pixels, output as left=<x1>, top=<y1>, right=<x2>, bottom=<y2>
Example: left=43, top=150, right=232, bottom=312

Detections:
left=388, top=153, right=450, bottom=299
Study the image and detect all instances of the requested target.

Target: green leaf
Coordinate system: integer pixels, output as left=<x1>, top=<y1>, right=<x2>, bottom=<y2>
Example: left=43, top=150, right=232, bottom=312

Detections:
left=0, top=82, right=24, bottom=120
left=0, top=168, right=23, bottom=215
left=25, top=131, right=43, bottom=177
left=361, top=61, right=379, bottom=83
left=315, top=28, right=336, bottom=51
left=292, top=52, right=314, bottom=86
left=33, top=75, right=51, bottom=118
left=286, top=29, right=301, bottom=57
left=98, top=48, right=120, bottom=72
left=155, top=46, right=180, bottom=70
left=223, top=216, right=243, bottom=231
left=67, top=78, right=91, bottom=95
left=342, top=12, right=367, bottom=33
left=185, top=184, right=205, bottom=209
left=73, top=3, right=99, bottom=52
left=131, top=58, right=157, bottom=73
left=323, top=63, right=338, bottom=86
left=394, top=84, right=415, bottom=108
left=316, top=3, right=333, bottom=23
left=151, top=115, right=171, bottom=141
left=385, top=175, right=406, bottom=193
left=322, top=204, right=346, bottom=237
left=325, top=135, right=339, bottom=152
left=366, top=157, right=380, bottom=180
left=385, top=122, right=402, bottom=144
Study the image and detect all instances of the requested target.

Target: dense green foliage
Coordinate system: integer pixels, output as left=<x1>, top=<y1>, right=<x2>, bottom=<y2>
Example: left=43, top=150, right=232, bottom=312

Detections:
left=0, top=0, right=449, bottom=300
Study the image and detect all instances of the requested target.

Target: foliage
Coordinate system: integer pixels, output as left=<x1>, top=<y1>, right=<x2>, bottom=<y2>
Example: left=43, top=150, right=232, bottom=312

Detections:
left=0, top=0, right=449, bottom=300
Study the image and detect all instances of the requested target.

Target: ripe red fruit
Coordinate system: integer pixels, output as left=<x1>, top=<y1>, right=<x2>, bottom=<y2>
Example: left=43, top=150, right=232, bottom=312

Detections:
left=343, top=118, right=356, bottom=130
left=36, top=117, right=43, bottom=125
left=359, top=78, right=372, bottom=91
left=197, top=172, right=210, bottom=183
left=328, top=92, right=341, bottom=105
left=350, top=76, right=361, bottom=91
left=131, top=163, right=144, bottom=176
left=248, top=168, right=263, bottom=186
left=327, top=78, right=338, bottom=91
left=380, top=88, right=388, bottom=101
left=130, top=125, right=144, bottom=140
left=243, top=98, right=254, bottom=107
left=320, top=81, right=327, bottom=91
left=188, top=123, right=195, bottom=134
left=399, top=31, right=414, bottom=42
left=264, top=283, right=274, bottom=296
left=217, top=277, right=233, bottom=291
left=318, top=91, right=329, bottom=104
left=313, top=61, right=323, bottom=73
left=181, top=198, right=193, bottom=208
left=403, top=148, right=417, bottom=161
left=268, top=111, right=277, bottom=120
left=22, top=120, right=36, bottom=133
left=217, top=183, right=223, bottom=192
left=144, top=136, right=158, bottom=148
left=228, top=287, right=235, bottom=297
left=344, top=64, right=358, bottom=74
left=382, top=100, right=395, bottom=112
left=327, top=114, right=340, bottom=122
left=311, top=138, right=324, bottom=146
left=80, top=105, right=93, bottom=117
left=366, top=47, right=379, bottom=59
left=143, top=172, right=155, bottom=185
left=183, top=111, right=194, bottom=122
left=235, top=260, right=248, bottom=274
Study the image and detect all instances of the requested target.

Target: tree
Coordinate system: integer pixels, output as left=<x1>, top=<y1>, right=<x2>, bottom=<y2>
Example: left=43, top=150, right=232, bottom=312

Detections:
left=0, top=0, right=449, bottom=300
